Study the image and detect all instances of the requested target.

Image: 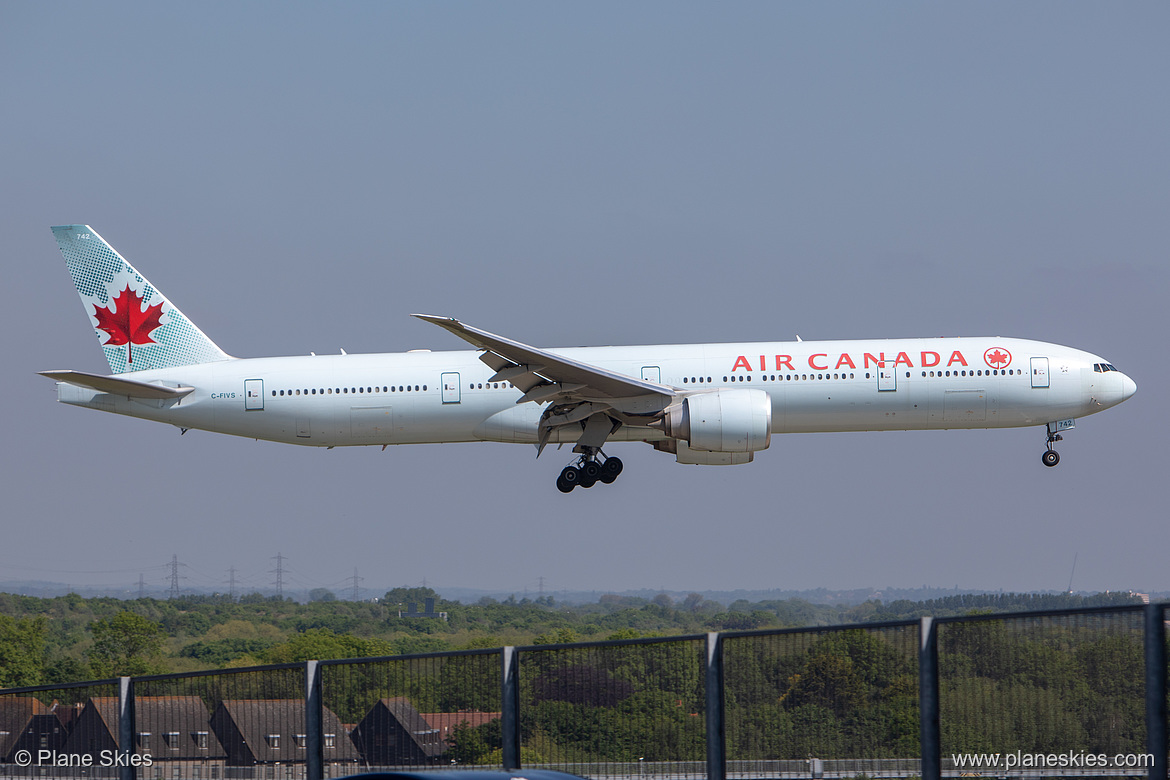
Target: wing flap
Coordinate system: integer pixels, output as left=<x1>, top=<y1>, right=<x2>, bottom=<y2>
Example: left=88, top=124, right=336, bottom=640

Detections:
left=414, top=314, right=677, bottom=456
left=39, top=370, right=194, bottom=399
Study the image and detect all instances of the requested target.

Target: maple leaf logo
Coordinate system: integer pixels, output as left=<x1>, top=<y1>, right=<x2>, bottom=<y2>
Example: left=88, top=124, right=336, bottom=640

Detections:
left=91, top=285, right=165, bottom=364
left=984, top=347, right=1011, bottom=369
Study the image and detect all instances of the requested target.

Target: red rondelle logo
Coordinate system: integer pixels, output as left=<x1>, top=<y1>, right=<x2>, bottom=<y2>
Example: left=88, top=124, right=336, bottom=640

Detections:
left=984, top=347, right=1012, bottom=369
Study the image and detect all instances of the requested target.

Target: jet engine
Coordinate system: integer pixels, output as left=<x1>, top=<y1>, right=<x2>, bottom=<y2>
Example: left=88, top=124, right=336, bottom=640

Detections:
left=660, top=388, right=772, bottom=452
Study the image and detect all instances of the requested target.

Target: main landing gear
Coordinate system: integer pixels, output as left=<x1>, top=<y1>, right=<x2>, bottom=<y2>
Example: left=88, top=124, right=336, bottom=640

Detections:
left=556, top=450, right=624, bottom=493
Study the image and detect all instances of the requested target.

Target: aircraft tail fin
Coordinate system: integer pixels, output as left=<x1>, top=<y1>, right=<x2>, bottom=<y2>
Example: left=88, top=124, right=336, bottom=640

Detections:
left=51, top=225, right=231, bottom=374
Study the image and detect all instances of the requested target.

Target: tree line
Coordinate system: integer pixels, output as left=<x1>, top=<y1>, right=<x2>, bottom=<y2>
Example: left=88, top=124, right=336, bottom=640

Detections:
left=0, top=587, right=1143, bottom=689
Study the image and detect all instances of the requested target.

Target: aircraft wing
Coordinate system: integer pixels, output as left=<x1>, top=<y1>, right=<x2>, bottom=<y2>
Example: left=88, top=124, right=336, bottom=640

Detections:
left=413, top=314, right=676, bottom=454
left=39, top=370, right=195, bottom=399
left=412, top=315, right=674, bottom=401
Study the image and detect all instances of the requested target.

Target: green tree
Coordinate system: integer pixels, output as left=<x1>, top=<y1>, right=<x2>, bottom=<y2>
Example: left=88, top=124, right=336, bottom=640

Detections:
left=261, top=628, right=393, bottom=663
left=0, top=615, right=47, bottom=687
left=88, top=612, right=166, bottom=676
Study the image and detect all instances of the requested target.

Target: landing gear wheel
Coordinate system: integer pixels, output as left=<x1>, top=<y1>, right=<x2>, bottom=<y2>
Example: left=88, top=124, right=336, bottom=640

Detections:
left=1042, top=450, right=1060, bottom=467
left=582, top=461, right=602, bottom=481
left=556, top=450, right=623, bottom=493
left=558, top=466, right=581, bottom=492
left=599, top=457, right=623, bottom=484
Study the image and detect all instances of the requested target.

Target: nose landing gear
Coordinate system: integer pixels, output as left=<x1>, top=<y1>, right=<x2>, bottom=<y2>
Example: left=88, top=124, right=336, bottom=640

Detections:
left=556, top=450, right=624, bottom=493
left=1042, top=422, right=1064, bottom=467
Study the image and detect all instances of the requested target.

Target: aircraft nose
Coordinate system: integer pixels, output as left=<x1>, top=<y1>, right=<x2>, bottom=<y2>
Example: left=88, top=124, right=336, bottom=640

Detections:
left=1120, top=373, right=1137, bottom=401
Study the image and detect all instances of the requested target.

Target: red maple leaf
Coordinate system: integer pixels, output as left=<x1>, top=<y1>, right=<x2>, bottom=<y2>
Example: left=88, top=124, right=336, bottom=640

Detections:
left=986, top=349, right=1009, bottom=367
left=91, top=285, right=164, bottom=364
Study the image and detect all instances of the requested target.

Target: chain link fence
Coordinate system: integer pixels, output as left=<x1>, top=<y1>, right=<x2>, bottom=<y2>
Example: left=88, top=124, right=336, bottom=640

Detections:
left=723, top=622, right=919, bottom=777
left=937, top=607, right=1147, bottom=771
left=518, top=636, right=706, bottom=777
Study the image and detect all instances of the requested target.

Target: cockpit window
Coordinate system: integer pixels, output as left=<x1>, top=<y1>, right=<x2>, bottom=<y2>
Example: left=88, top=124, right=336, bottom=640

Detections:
left=1094, top=363, right=1120, bottom=373
left=1106, top=364, right=1118, bottom=371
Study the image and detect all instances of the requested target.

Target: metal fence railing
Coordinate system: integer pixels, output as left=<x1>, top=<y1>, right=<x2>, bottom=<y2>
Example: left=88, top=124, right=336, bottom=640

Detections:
left=0, top=604, right=1165, bottom=780
left=723, top=621, right=920, bottom=772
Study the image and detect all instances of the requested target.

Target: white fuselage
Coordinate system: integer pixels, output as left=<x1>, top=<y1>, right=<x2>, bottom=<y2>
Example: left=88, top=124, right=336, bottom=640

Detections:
left=55, top=336, right=1135, bottom=450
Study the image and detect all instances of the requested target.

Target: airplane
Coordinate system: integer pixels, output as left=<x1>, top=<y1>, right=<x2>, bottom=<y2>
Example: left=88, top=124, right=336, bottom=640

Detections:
left=42, top=225, right=1137, bottom=493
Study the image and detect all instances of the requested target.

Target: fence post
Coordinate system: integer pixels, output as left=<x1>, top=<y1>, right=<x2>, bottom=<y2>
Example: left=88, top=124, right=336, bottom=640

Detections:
left=1145, top=604, right=1167, bottom=780
left=919, top=617, right=940, bottom=780
left=502, top=646, right=521, bottom=770
left=305, top=660, right=322, bottom=780
left=118, top=676, right=134, bottom=780
left=705, top=632, right=726, bottom=780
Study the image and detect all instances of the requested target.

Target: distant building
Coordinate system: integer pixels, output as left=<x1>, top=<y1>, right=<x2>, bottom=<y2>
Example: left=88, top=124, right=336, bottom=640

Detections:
left=0, top=697, right=68, bottom=762
left=350, top=698, right=444, bottom=766
left=59, top=698, right=117, bottom=771
left=210, top=699, right=359, bottom=777
left=60, top=696, right=227, bottom=778
left=397, top=598, right=447, bottom=621
left=419, top=711, right=500, bottom=744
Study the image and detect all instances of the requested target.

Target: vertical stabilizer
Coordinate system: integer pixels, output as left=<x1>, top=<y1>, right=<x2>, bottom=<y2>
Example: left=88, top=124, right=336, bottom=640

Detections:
left=51, top=225, right=231, bottom=373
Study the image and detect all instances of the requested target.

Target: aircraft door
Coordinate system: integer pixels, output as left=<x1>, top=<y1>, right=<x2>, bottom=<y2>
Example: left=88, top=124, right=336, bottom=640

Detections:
left=1031, top=357, right=1050, bottom=388
left=877, top=365, right=896, bottom=391
left=441, top=372, right=461, bottom=404
left=244, top=379, right=264, bottom=410
left=641, top=366, right=661, bottom=383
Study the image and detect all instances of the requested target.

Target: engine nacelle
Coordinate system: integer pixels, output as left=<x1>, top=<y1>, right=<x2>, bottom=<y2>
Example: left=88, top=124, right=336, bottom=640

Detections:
left=662, top=388, right=772, bottom=453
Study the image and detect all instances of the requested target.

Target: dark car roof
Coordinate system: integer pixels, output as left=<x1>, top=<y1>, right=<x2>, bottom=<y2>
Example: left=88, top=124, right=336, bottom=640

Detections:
left=338, top=772, right=586, bottom=780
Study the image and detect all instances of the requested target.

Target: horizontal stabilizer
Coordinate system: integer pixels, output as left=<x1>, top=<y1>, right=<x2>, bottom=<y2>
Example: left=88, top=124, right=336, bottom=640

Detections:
left=39, top=370, right=194, bottom=399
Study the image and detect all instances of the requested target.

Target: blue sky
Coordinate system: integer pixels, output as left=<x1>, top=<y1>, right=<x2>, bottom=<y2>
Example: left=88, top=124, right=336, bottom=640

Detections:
left=2, top=2, right=1166, bottom=598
